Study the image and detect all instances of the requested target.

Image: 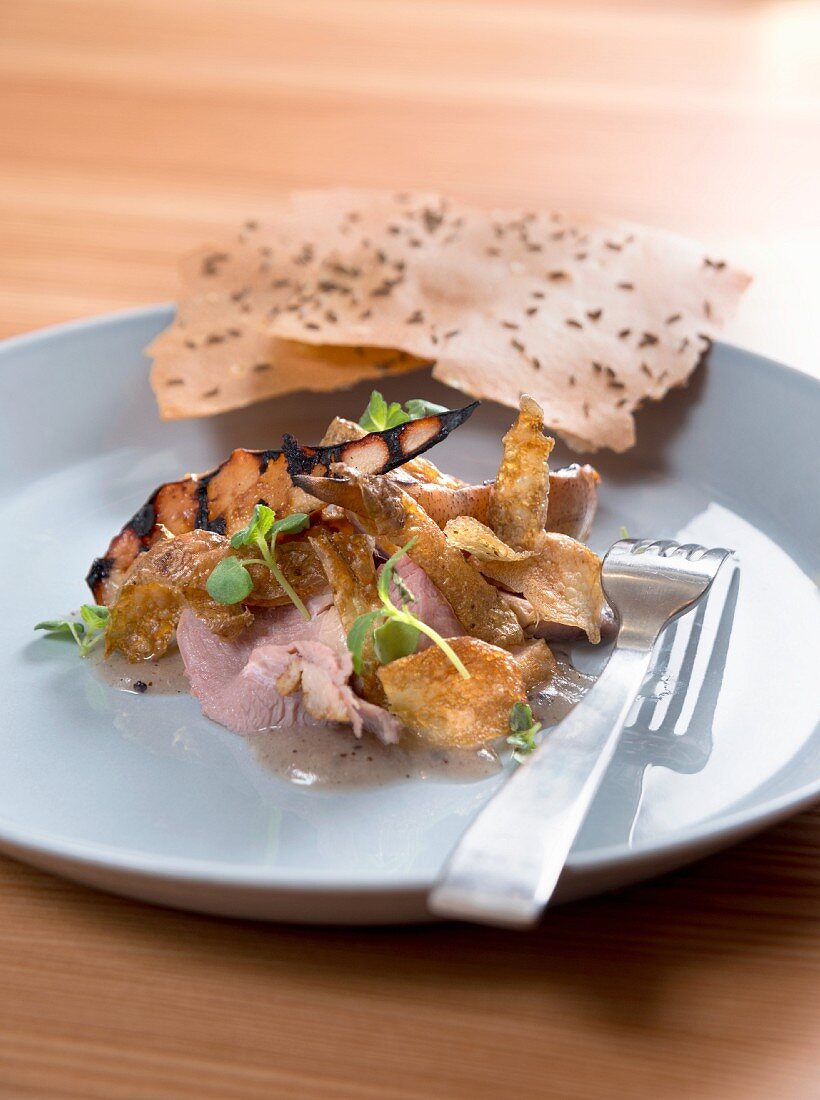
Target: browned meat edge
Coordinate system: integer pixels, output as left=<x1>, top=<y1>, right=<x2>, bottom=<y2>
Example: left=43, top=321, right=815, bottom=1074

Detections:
left=282, top=402, right=478, bottom=477
left=87, top=403, right=478, bottom=603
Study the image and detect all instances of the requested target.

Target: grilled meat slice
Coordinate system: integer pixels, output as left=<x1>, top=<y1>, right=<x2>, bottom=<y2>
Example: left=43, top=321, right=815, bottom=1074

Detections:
left=87, top=404, right=477, bottom=605
left=282, top=401, right=477, bottom=477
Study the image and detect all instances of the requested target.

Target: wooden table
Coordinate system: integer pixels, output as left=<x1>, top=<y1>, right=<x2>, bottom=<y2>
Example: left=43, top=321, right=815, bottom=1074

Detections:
left=1, top=2, right=818, bottom=1096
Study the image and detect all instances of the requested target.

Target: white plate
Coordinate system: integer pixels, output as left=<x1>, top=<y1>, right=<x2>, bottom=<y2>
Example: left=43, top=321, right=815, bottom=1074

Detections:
left=1, top=306, right=818, bottom=923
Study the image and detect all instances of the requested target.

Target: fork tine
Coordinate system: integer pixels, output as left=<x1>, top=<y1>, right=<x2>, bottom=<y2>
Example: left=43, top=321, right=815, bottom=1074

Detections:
left=685, top=564, right=740, bottom=727
left=628, top=552, right=738, bottom=752
left=672, top=542, right=706, bottom=559
left=702, top=546, right=734, bottom=568
left=630, top=538, right=679, bottom=556
left=630, top=617, right=679, bottom=728
left=627, top=539, right=653, bottom=554
left=656, top=591, right=710, bottom=731
left=652, top=540, right=680, bottom=556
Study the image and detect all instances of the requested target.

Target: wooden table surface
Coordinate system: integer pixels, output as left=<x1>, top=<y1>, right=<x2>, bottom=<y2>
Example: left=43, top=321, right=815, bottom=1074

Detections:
left=1, top=2, right=818, bottom=1096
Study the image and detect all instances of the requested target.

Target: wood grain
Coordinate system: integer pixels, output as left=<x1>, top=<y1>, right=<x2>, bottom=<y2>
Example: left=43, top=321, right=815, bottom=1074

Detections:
left=1, top=2, right=819, bottom=1096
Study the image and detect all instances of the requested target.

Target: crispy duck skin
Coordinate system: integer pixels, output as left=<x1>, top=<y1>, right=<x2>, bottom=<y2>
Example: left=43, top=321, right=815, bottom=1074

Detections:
left=87, top=404, right=477, bottom=605
left=294, top=464, right=599, bottom=541
left=300, top=467, right=525, bottom=648
left=488, top=394, right=554, bottom=551
left=288, top=404, right=598, bottom=538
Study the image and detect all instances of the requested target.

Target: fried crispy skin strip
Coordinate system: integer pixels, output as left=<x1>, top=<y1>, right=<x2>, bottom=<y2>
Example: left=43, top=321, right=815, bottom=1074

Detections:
left=399, top=455, right=465, bottom=488
left=103, top=529, right=327, bottom=660
left=312, top=408, right=596, bottom=535
left=105, top=582, right=187, bottom=661
left=347, top=471, right=524, bottom=647
left=442, top=516, right=603, bottom=643
left=476, top=532, right=604, bottom=644
left=294, top=469, right=524, bottom=645
left=309, top=527, right=386, bottom=704
left=122, top=529, right=230, bottom=589
left=104, top=532, right=254, bottom=661
left=488, top=395, right=554, bottom=551
left=378, top=637, right=527, bottom=748
left=244, top=538, right=330, bottom=607
left=443, top=515, right=533, bottom=562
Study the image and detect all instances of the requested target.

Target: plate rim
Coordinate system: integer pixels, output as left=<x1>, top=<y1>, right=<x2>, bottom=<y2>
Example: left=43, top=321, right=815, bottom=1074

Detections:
left=0, top=769, right=816, bottom=894
left=1, top=303, right=818, bottom=898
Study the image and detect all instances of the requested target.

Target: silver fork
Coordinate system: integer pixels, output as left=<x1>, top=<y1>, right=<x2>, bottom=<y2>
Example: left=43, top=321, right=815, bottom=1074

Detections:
left=428, top=538, right=735, bottom=928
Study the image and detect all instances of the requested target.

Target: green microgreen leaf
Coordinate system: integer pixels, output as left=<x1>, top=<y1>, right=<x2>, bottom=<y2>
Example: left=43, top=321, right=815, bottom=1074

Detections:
left=509, top=701, right=535, bottom=733
left=372, top=539, right=470, bottom=680
left=79, top=604, right=109, bottom=631
left=403, top=398, right=448, bottom=420
left=376, top=540, right=416, bottom=605
left=206, top=556, right=254, bottom=605
left=35, top=603, right=110, bottom=657
left=506, top=701, right=542, bottom=762
left=373, top=618, right=420, bottom=665
left=359, top=389, right=388, bottom=431
left=220, top=508, right=311, bottom=619
left=346, top=609, right=385, bottom=675
left=230, top=504, right=276, bottom=549
left=35, top=618, right=84, bottom=637
left=619, top=525, right=629, bottom=540
left=359, top=391, right=450, bottom=433
left=269, top=513, right=310, bottom=538
left=359, top=390, right=410, bottom=432
left=387, top=556, right=416, bottom=605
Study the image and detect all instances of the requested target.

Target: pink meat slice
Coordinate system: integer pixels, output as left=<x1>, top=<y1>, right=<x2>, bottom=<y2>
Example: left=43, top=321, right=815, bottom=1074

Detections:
left=389, top=556, right=463, bottom=646
left=177, top=594, right=401, bottom=743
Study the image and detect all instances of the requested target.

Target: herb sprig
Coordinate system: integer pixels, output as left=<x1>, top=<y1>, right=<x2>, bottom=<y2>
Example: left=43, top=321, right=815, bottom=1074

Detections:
left=347, top=540, right=470, bottom=679
left=35, top=604, right=110, bottom=657
left=506, top=701, right=543, bottom=762
left=358, top=391, right=448, bottom=432
left=206, top=504, right=310, bottom=619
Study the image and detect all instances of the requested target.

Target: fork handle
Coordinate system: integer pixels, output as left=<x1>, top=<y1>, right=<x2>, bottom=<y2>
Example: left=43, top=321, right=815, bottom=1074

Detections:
left=428, top=644, right=654, bottom=927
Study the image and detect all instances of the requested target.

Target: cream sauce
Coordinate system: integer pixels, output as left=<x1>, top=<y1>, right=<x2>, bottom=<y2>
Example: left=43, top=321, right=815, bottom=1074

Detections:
left=89, top=647, right=594, bottom=789
left=531, top=655, right=596, bottom=727
left=248, top=724, right=500, bottom=789
left=90, top=647, right=189, bottom=696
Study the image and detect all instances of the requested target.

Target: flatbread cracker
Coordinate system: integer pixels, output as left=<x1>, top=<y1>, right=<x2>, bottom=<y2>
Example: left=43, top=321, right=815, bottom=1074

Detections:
left=149, top=236, right=428, bottom=419
left=262, top=190, right=751, bottom=451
